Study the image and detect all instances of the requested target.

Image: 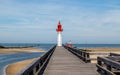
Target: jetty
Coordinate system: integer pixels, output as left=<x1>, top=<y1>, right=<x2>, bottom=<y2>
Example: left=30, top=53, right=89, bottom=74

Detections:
left=17, top=45, right=100, bottom=75
left=43, top=46, right=99, bottom=75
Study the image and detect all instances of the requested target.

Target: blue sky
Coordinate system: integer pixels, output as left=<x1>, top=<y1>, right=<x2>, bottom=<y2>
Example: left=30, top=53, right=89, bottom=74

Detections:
left=0, top=0, right=120, bottom=44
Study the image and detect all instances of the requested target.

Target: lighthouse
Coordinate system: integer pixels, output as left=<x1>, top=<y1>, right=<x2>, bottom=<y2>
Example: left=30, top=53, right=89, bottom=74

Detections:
left=56, top=21, right=63, bottom=46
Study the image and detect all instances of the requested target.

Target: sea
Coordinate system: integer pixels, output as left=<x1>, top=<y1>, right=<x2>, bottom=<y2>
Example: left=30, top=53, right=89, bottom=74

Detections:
left=1, top=43, right=120, bottom=49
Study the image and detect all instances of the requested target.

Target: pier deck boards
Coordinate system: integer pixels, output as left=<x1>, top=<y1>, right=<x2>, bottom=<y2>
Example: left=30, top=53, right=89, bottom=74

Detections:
left=43, top=47, right=99, bottom=75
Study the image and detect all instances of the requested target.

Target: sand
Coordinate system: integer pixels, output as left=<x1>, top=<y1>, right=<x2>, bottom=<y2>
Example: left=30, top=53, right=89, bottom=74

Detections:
left=6, top=58, right=37, bottom=75
left=0, top=47, right=46, bottom=54
left=84, top=48, right=120, bottom=52
left=83, top=48, right=120, bottom=63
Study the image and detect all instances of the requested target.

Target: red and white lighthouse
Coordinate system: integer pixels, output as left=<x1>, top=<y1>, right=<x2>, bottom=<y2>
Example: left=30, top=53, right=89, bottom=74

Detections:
left=56, top=21, right=63, bottom=46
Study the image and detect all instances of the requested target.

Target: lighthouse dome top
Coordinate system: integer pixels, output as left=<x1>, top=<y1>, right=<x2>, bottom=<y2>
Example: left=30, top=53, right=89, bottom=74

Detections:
left=56, top=21, right=63, bottom=32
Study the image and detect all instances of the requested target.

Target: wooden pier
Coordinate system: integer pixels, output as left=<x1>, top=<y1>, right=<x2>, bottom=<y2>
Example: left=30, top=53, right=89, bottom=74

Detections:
left=17, top=46, right=100, bottom=75
left=16, top=46, right=120, bottom=75
left=43, top=46, right=99, bottom=75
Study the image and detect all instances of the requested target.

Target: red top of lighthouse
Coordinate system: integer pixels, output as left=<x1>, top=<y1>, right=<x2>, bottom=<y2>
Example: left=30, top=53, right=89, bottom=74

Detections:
left=56, top=21, right=63, bottom=32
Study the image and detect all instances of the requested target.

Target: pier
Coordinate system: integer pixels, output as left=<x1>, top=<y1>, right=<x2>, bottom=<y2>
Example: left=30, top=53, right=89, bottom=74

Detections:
left=17, top=45, right=100, bottom=75
left=44, top=46, right=99, bottom=75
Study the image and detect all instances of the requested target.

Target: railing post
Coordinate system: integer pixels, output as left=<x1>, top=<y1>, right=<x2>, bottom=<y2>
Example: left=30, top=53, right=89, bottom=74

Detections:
left=82, top=52, right=84, bottom=60
left=83, top=52, right=86, bottom=61
left=109, top=53, right=112, bottom=56
left=98, top=59, right=102, bottom=66
left=86, top=53, right=89, bottom=58
left=97, top=58, right=102, bottom=71
left=106, top=64, right=112, bottom=71
left=86, top=53, right=90, bottom=63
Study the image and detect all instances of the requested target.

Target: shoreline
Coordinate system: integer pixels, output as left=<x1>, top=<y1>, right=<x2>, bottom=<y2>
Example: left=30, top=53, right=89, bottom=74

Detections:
left=0, top=47, right=46, bottom=54
left=84, top=47, right=120, bottom=52
left=0, top=47, right=46, bottom=75
left=4, top=65, right=9, bottom=75
left=5, top=58, right=37, bottom=75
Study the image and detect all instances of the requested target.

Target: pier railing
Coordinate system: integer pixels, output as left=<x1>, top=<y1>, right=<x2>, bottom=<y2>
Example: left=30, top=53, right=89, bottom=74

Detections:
left=110, top=53, right=120, bottom=56
left=64, top=45, right=110, bottom=63
left=63, top=45, right=90, bottom=63
left=96, top=56, right=120, bottom=75
left=17, top=45, right=56, bottom=75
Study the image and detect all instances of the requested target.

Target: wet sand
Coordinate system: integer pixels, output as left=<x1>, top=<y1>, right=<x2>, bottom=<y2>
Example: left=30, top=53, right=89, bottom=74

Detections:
left=6, top=58, right=37, bottom=75
left=0, top=47, right=46, bottom=54
left=0, top=47, right=46, bottom=75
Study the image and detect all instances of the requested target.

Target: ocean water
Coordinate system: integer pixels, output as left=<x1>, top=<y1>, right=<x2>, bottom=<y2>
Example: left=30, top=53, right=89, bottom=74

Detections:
left=1, top=43, right=120, bottom=49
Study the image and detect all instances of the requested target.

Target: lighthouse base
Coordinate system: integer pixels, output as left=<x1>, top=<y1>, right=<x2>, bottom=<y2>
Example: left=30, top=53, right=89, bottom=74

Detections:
left=57, top=32, right=62, bottom=46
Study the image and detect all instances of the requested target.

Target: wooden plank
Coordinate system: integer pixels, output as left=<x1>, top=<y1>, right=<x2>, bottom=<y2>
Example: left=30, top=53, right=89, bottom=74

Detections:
left=43, top=47, right=99, bottom=75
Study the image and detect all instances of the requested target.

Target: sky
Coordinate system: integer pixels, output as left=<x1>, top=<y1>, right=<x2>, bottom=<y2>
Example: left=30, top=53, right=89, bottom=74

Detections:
left=0, top=0, right=120, bottom=44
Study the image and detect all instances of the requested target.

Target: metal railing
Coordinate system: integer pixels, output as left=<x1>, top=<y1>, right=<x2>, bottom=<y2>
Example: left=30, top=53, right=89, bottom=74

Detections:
left=17, top=45, right=56, bottom=75
left=110, top=53, right=120, bottom=56
left=96, top=56, right=120, bottom=75
left=63, top=45, right=90, bottom=63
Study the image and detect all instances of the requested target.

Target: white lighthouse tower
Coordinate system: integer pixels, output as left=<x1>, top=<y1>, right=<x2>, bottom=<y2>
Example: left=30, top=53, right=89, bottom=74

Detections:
left=56, top=21, right=63, bottom=46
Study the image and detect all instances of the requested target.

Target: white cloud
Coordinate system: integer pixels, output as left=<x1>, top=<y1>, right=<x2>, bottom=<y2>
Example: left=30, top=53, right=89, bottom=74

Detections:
left=0, top=0, right=120, bottom=43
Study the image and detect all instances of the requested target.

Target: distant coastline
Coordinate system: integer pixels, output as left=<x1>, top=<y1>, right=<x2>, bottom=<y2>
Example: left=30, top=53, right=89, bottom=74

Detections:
left=0, top=47, right=46, bottom=54
left=0, top=43, right=54, bottom=51
left=1, top=43, right=120, bottom=48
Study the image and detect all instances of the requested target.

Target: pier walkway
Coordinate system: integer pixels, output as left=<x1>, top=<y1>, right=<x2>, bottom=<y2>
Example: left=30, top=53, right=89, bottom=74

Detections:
left=43, top=46, right=99, bottom=75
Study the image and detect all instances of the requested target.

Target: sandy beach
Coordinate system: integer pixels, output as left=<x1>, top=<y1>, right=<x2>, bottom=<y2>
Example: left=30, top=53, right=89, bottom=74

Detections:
left=84, top=48, right=120, bottom=63
left=0, top=47, right=46, bottom=54
left=6, top=58, right=37, bottom=75
left=85, top=48, right=120, bottom=52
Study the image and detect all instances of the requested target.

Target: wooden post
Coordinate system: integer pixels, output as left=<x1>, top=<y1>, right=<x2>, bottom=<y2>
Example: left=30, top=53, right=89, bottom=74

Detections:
left=86, top=53, right=90, bottom=63
left=97, top=60, right=102, bottom=71
left=83, top=52, right=86, bottom=61
left=106, top=64, right=112, bottom=71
